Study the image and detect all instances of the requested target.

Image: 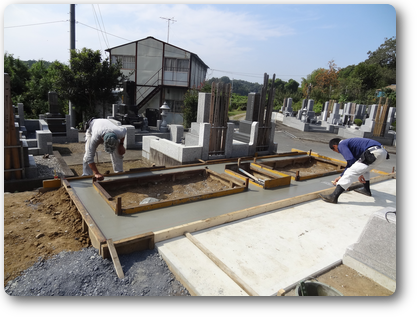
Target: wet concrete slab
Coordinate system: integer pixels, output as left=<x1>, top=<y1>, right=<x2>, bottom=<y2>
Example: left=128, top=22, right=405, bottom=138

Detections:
left=68, top=155, right=361, bottom=241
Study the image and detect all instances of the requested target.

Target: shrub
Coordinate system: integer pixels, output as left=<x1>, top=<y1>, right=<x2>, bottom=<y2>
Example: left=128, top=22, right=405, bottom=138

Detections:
left=354, top=118, right=363, bottom=126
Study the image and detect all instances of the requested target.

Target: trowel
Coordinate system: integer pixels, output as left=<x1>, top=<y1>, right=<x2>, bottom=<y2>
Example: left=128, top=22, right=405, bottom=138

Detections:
left=239, top=168, right=265, bottom=186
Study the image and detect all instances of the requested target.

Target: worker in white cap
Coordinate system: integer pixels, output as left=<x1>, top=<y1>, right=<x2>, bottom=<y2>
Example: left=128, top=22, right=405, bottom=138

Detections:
left=82, top=118, right=127, bottom=180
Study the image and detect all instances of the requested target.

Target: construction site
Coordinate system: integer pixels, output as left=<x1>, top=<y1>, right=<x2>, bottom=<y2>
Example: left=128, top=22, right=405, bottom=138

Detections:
left=4, top=74, right=397, bottom=297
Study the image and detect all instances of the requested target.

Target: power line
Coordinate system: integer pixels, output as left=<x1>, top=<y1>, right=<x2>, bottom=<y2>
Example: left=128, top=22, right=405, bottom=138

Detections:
left=97, top=4, right=110, bottom=48
left=76, top=21, right=134, bottom=42
left=4, top=20, right=68, bottom=28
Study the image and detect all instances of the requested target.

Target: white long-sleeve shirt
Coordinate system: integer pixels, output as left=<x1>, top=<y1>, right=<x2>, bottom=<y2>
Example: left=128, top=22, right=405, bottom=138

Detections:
left=83, top=119, right=127, bottom=165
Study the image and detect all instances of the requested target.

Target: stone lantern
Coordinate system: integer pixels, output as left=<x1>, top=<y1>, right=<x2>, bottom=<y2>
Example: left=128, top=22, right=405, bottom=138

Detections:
left=160, top=101, right=170, bottom=132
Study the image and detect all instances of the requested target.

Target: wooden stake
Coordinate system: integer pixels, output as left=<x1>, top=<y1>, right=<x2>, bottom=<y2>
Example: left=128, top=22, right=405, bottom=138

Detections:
left=107, top=239, right=125, bottom=279
left=4, top=73, right=22, bottom=180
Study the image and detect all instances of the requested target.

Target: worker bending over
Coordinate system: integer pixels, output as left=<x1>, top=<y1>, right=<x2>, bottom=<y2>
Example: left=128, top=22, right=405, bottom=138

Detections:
left=319, top=137, right=389, bottom=204
left=82, top=118, right=127, bottom=180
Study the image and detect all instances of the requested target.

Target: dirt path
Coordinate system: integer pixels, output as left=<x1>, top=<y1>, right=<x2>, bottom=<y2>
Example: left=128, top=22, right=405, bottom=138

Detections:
left=4, top=188, right=89, bottom=286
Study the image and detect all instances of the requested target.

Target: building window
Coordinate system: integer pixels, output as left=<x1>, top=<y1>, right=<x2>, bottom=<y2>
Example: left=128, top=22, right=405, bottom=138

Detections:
left=111, top=55, right=135, bottom=70
left=164, top=58, right=189, bottom=72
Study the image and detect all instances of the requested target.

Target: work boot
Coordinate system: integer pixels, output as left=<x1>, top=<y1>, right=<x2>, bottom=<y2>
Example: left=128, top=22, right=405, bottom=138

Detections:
left=319, top=185, right=345, bottom=204
left=354, top=181, right=372, bottom=196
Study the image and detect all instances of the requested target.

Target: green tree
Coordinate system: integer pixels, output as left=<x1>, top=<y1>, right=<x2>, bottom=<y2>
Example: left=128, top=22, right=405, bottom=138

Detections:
left=51, top=48, right=124, bottom=124
left=25, top=60, right=66, bottom=118
left=284, top=79, right=299, bottom=93
left=365, top=37, right=396, bottom=70
left=182, top=82, right=211, bottom=129
left=352, top=63, right=382, bottom=92
left=230, top=93, right=248, bottom=110
left=4, top=53, right=31, bottom=106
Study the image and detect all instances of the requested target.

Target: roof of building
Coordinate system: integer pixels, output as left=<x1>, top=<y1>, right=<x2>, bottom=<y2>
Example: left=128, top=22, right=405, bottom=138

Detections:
left=106, top=36, right=209, bottom=69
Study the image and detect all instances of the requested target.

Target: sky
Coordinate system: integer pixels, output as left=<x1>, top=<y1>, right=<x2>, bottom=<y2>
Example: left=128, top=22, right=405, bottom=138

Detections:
left=3, top=2, right=399, bottom=86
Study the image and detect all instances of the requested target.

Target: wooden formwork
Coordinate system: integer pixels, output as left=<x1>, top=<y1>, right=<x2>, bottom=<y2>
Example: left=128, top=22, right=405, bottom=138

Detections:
left=56, top=155, right=395, bottom=277
left=225, top=162, right=291, bottom=189
left=92, top=168, right=249, bottom=216
left=255, top=155, right=346, bottom=181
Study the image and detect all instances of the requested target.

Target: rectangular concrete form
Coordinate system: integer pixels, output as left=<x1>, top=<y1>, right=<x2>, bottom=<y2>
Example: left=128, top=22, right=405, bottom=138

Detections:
left=255, top=155, right=346, bottom=181
left=93, top=168, right=249, bottom=215
left=224, top=162, right=291, bottom=189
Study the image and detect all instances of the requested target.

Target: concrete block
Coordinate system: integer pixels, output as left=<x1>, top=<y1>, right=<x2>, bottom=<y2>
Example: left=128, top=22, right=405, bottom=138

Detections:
left=185, top=133, right=199, bottom=147
left=248, top=122, right=258, bottom=156
left=65, top=115, right=79, bottom=142
left=181, top=146, right=202, bottom=163
left=225, top=122, right=235, bottom=158
left=25, top=155, right=38, bottom=179
left=18, top=103, right=25, bottom=127
left=170, top=125, right=184, bottom=143
left=142, top=136, right=159, bottom=157
left=36, top=130, right=53, bottom=154
left=123, top=125, right=136, bottom=149
left=67, top=127, right=79, bottom=143
left=232, top=140, right=249, bottom=157
left=343, top=207, right=396, bottom=291
left=199, top=123, right=210, bottom=160
left=282, top=116, right=309, bottom=132
left=197, top=93, right=211, bottom=123
left=38, top=119, right=49, bottom=131
left=245, top=93, right=261, bottom=122
left=268, top=122, right=277, bottom=154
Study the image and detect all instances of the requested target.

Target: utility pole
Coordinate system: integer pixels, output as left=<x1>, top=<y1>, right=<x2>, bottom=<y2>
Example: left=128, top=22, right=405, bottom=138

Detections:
left=160, top=17, right=176, bottom=43
left=69, top=4, right=76, bottom=127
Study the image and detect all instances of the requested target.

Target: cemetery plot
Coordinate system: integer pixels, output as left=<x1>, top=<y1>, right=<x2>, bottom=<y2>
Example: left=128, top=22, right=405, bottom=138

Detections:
left=225, top=162, right=291, bottom=189
left=255, top=156, right=346, bottom=181
left=93, top=168, right=248, bottom=215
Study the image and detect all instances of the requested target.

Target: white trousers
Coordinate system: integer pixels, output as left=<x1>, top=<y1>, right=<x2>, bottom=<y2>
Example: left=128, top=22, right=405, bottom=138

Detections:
left=82, top=131, right=124, bottom=176
left=337, top=147, right=388, bottom=190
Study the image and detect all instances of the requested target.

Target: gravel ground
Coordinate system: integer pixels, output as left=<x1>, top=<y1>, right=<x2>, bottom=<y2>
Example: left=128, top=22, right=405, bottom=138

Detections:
left=7, top=154, right=190, bottom=297
left=5, top=247, right=190, bottom=296
left=33, top=155, right=65, bottom=178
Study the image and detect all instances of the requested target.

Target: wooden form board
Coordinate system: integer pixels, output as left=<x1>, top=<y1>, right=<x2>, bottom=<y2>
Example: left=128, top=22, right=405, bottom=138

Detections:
left=4, top=73, right=22, bottom=180
left=92, top=168, right=249, bottom=216
left=256, top=73, right=275, bottom=152
left=62, top=178, right=155, bottom=259
left=63, top=161, right=395, bottom=261
left=225, top=162, right=291, bottom=189
left=255, top=155, right=346, bottom=181
left=373, top=97, right=390, bottom=137
left=209, top=82, right=231, bottom=156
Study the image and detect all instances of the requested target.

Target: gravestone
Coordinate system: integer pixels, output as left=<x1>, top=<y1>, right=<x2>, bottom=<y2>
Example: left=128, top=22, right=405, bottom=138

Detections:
left=282, top=98, right=293, bottom=117
left=45, top=91, right=66, bottom=135
left=239, top=93, right=261, bottom=135
left=360, top=104, right=378, bottom=132
left=355, top=104, right=366, bottom=122
left=327, top=102, right=341, bottom=125
left=321, top=101, right=329, bottom=121
left=384, top=107, right=396, bottom=136
left=197, top=93, right=211, bottom=123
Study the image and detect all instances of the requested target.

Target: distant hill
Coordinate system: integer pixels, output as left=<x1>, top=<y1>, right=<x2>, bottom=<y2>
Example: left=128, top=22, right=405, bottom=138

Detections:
left=207, top=76, right=262, bottom=96
left=23, top=60, right=53, bottom=68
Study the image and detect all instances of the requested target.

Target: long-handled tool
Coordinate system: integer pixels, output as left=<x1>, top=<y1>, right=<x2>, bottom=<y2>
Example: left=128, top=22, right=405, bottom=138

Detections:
left=239, top=168, right=265, bottom=186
